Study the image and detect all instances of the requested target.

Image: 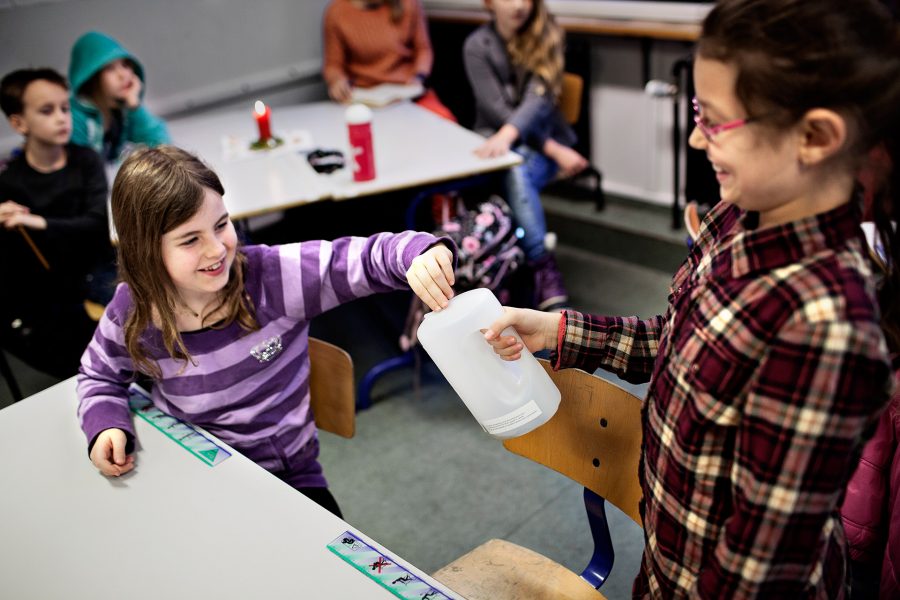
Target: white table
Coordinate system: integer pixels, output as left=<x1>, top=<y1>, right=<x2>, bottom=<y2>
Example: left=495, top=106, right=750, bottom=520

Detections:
left=168, top=101, right=521, bottom=220
left=0, top=379, right=462, bottom=599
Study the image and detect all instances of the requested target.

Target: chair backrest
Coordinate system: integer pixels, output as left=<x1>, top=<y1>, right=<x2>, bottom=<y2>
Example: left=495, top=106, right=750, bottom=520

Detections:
left=559, top=73, right=584, bottom=126
left=84, top=300, right=105, bottom=322
left=503, top=359, right=643, bottom=526
left=308, top=337, right=355, bottom=439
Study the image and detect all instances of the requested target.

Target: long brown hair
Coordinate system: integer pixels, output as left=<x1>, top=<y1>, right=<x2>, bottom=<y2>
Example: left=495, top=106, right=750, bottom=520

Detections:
left=505, top=0, right=565, bottom=99
left=699, top=0, right=900, bottom=352
left=112, top=146, right=258, bottom=377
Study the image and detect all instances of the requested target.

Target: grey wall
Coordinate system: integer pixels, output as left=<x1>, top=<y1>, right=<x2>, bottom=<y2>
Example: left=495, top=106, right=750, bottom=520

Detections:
left=0, top=0, right=331, bottom=118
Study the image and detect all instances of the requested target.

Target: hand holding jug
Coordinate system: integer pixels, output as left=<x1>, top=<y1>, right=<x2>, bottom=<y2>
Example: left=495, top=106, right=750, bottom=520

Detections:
left=417, top=288, right=560, bottom=439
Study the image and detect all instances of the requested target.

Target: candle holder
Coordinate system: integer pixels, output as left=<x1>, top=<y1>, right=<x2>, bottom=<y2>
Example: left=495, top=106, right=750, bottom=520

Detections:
left=249, top=100, right=283, bottom=151
left=249, top=136, right=284, bottom=151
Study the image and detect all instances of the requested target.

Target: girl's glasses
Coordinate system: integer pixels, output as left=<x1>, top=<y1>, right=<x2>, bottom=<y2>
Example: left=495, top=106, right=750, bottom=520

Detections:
left=692, top=96, right=756, bottom=142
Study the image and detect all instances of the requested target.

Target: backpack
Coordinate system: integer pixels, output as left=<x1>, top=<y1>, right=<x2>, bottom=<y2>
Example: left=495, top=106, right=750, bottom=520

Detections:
left=400, top=193, right=525, bottom=351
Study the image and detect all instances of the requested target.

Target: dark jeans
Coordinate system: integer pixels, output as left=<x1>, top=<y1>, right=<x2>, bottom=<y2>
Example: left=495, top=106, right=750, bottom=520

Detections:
left=505, top=144, right=559, bottom=261
left=850, top=558, right=882, bottom=600
left=299, top=487, right=343, bottom=519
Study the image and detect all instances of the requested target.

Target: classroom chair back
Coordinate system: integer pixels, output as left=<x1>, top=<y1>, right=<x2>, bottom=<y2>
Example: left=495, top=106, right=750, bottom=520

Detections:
left=433, top=358, right=644, bottom=599
left=309, top=337, right=355, bottom=438
left=558, top=72, right=605, bottom=211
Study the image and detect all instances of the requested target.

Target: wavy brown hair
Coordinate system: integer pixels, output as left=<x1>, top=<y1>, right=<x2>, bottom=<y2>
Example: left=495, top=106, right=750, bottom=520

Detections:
left=112, top=146, right=258, bottom=378
left=505, top=0, right=565, bottom=100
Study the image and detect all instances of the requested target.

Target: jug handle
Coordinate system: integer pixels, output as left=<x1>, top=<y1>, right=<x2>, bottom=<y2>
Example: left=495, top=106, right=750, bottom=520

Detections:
left=475, top=326, right=528, bottom=385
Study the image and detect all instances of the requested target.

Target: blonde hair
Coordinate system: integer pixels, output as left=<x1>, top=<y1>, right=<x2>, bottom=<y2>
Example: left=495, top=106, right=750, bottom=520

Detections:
left=112, top=145, right=258, bottom=378
left=506, top=0, right=565, bottom=99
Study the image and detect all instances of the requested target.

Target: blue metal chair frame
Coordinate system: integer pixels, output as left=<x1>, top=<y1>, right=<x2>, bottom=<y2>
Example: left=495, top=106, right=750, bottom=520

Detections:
left=582, top=488, right=616, bottom=588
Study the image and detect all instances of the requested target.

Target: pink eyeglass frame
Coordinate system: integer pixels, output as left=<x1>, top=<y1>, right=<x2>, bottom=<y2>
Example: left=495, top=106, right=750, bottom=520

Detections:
left=692, top=96, right=756, bottom=141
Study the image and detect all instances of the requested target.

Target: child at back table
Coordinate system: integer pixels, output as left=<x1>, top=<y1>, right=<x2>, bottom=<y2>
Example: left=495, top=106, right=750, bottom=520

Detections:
left=322, top=0, right=455, bottom=120
left=0, top=68, right=111, bottom=378
left=482, top=0, right=900, bottom=596
left=69, top=31, right=170, bottom=162
left=464, top=0, right=588, bottom=311
left=77, top=146, right=455, bottom=517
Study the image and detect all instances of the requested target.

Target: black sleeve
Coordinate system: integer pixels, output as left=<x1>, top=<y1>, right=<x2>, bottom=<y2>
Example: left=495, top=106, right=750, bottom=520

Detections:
left=42, top=147, right=109, bottom=244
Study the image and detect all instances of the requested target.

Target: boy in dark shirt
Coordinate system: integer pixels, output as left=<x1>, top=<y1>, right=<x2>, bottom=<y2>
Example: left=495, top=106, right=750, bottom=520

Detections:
left=0, top=68, right=111, bottom=378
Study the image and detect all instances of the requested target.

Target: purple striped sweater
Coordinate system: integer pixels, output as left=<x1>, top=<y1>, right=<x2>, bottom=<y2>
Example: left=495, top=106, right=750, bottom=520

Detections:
left=77, top=231, right=443, bottom=488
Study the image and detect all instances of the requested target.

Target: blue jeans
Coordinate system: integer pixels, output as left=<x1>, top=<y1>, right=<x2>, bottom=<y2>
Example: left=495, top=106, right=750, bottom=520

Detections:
left=505, top=144, right=559, bottom=261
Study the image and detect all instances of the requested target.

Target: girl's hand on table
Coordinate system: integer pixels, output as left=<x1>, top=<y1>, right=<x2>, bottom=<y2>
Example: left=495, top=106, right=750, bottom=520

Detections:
left=328, top=78, right=352, bottom=104
left=90, top=428, right=135, bottom=477
left=475, top=124, right=519, bottom=159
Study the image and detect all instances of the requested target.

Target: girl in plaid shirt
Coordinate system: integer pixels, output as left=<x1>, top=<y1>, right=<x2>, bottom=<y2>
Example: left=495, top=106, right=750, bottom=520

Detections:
left=483, top=0, right=900, bottom=597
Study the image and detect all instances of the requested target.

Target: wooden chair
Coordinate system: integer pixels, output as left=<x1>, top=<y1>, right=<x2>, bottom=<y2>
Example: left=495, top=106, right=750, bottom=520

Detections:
left=308, top=336, right=355, bottom=438
left=84, top=299, right=105, bottom=322
left=557, top=72, right=605, bottom=211
left=433, top=359, right=643, bottom=599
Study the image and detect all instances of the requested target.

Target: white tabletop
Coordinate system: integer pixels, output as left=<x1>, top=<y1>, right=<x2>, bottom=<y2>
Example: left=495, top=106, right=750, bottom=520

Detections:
left=167, top=101, right=521, bottom=220
left=0, top=378, right=461, bottom=599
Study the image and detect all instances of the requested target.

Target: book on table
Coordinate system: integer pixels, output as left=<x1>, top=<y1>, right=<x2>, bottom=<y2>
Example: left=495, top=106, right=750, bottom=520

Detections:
left=350, top=82, right=424, bottom=107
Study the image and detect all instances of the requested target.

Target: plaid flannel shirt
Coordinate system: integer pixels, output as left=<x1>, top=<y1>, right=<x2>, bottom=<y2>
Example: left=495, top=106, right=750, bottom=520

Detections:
left=553, top=200, right=892, bottom=599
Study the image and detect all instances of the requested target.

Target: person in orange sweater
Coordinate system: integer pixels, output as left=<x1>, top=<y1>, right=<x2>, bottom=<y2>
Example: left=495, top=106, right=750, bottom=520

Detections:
left=322, top=0, right=455, bottom=121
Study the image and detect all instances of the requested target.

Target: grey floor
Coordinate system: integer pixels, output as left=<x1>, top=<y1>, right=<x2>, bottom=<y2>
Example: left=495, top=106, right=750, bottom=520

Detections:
left=0, top=194, right=681, bottom=600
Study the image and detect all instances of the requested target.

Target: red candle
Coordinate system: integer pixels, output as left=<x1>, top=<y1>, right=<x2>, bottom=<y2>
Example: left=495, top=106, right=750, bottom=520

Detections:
left=253, top=100, right=271, bottom=141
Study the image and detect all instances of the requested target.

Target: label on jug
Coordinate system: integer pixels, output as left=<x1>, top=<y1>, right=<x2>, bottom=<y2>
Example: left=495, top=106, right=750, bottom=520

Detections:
left=480, top=400, right=543, bottom=435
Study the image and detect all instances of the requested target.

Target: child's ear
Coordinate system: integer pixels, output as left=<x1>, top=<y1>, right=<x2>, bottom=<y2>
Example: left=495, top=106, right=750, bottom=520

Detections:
left=797, top=108, right=847, bottom=167
left=8, top=114, right=27, bottom=136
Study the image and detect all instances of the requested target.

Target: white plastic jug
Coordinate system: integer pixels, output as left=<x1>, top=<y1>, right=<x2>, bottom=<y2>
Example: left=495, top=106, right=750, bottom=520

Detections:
left=417, top=288, right=560, bottom=439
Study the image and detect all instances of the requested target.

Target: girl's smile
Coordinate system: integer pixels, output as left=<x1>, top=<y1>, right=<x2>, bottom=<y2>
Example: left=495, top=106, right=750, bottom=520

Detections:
left=198, top=259, right=226, bottom=275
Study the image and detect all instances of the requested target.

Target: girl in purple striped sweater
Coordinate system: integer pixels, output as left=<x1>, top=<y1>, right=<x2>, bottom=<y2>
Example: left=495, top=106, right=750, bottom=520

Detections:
left=76, top=145, right=455, bottom=516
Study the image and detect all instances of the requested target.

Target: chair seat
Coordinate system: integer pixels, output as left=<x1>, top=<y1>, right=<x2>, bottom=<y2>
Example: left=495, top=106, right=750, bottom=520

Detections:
left=433, top=538, right=606, bottom=600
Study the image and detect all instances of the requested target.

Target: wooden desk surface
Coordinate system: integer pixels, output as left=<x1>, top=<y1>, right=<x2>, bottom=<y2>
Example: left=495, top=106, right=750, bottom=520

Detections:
left=426, top=8, right=701, bottom=42
left=0, top=378, right=461, bottom=600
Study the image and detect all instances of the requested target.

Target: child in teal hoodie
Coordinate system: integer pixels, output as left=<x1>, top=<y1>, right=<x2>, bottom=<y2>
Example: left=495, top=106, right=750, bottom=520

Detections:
left=69, top=31, right=170, bottom=162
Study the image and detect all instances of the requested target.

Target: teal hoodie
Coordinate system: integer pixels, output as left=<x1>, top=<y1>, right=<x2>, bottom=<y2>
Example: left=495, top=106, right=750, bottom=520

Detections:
left=69, top=31, right=170, bottom=161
